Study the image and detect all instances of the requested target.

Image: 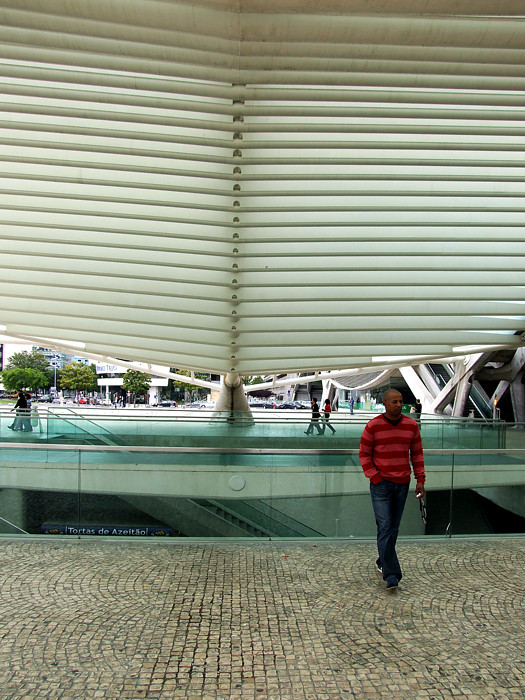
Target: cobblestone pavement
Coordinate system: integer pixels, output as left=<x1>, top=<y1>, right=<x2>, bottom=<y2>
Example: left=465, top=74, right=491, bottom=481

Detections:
left=0, top=538, right=523, bottom=699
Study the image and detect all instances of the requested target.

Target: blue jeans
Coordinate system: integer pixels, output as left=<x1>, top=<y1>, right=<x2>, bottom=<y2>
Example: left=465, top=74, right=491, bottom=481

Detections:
left=305, top=419, right=322, bottom=435
left=370, top=480, right=409, bottom=581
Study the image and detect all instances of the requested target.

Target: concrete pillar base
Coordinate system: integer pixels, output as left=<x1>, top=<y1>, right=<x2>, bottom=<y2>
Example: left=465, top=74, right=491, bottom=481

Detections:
left=213, top=373, right=253, bottom=422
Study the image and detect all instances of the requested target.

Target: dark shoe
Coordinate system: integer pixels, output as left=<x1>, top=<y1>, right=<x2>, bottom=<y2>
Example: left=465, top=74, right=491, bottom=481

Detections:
left=8, top=425, right=14, bottom=430
left=386, top=576, right=398, bottom=590
left=376, top=559, right=382, bottom=575
left=304, top=431, right=311, bottom=436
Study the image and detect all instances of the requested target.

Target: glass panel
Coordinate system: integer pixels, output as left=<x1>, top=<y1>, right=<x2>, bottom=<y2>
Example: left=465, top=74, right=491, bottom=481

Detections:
left=447, top=449, right=525, bottom=536
left=0, top=488, right=30, bottom=535
left=0, top=408, right=523, bottom=540
left=0, top=443, right=81, bottom=535
left=266, top=449, right=381, bottom=538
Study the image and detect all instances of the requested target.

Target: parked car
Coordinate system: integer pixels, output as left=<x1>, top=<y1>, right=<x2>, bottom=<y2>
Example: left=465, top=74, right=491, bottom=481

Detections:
left=35, top=394, right=54, bottom=403
left=184, top=400, right=216, bottom=409
left=159, top=399, right=175, bottom=407
left=275, top=401, right=308, bottom=410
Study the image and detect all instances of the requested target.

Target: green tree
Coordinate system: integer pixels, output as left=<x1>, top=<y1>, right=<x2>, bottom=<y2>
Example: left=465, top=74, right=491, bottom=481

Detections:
left=170, top=369, right=208, bottom=401
left=243, top=375, right=271, bottom=398
left=244, top=375, right=264, bottom=385
left=59, top=362, right=97, bottom=398
left=5, top=349, right=53, bottom=385
left=1, top=367, right=49, bottom=392
left=83, top=363, right=98, bottom=391
left=122, top=370, right=151, bottom=405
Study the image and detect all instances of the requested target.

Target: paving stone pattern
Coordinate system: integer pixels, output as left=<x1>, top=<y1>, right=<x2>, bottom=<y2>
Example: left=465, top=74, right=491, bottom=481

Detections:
left=0, top=538, right=523, bottom=699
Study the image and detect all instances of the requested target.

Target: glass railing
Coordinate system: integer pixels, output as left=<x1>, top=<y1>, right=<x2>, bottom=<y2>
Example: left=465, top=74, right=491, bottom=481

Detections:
left=43, top=406, right=132, bottom=445
left=0, top=441, right=522, bottom=539
left=0, top=406, right=511, bottom=450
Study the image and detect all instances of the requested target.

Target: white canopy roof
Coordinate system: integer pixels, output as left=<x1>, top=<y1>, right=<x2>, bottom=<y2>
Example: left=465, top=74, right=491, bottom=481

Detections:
left=0, top=1, right=524, bottom=374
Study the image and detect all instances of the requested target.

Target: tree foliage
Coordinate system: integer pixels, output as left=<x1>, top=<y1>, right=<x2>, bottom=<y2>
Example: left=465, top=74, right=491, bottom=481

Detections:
left=59, top=362, right=97, bottom=394
left=169, top=368, right=209, bottom=395
left=122, top=370, right=151, bottom=404
left=5, top=349, right=52, bottom=384
left=244, top=375, right=264, bottom=385
left=1, top=367, right=49, bottom=391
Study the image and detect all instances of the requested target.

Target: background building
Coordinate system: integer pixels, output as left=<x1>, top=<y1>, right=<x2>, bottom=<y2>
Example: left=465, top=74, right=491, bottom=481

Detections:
left=95, top=362, right=168, bottom=405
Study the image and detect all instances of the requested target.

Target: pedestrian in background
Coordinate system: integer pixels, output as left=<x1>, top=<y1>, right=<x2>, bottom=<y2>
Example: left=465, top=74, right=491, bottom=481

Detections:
left=23, top=393, right=33, bottom=432
left=304, top=397, right=323, bottom=436
left=321, top=398, right=336, bottom=434
left=8, top=391, right=27, bottom=431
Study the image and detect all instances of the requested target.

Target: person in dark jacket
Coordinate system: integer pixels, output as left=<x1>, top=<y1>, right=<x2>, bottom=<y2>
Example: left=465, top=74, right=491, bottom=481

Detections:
left=8, top=391, right=27, bottom=431
left=304, top=398, right=323, bottom=435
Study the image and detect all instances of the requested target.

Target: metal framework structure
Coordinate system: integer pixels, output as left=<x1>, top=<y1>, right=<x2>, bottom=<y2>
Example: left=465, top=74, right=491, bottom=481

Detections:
left=0, top=1, right=524, bottom=377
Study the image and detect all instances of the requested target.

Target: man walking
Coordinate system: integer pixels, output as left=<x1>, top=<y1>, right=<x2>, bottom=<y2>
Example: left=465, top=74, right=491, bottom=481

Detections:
left=359, top=389, right=425, bottom=590
left=304, top=397, right=323, bottom=435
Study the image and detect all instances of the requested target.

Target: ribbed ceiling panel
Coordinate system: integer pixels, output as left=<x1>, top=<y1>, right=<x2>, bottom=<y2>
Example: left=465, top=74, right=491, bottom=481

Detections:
left=0, top=1, right=524, bottom=374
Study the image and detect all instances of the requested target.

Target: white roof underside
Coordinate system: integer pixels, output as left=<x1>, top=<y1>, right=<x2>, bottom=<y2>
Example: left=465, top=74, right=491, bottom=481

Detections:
left=0, top=0, right=524, bottom=375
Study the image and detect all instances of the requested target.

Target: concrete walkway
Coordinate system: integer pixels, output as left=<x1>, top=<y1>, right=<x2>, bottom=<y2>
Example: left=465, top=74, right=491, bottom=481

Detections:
left=0, top=538, right=523, bottom=699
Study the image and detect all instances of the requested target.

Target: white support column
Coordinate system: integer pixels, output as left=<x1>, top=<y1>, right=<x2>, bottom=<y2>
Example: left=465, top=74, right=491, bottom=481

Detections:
left=214, top=372, right=253, bottom=420
left=430, top=353, right=490, bottom=415
left=429, top=376, right=456, bottom=414
left=399, top=366, right=434, bottom=412
left=148, top=387, right=157, bottom=406
left=510, top=373, right=525, bottom=424
left=452, top=361, right=473, bottom=417
left=488, top=348, right=525, bottom=411
left=417, top=363, right=443, bottom=398
left=320, top=379, right=331, bottom=406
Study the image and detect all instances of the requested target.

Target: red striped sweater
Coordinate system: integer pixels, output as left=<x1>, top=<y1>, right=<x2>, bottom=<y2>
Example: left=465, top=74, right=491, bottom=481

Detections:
left=359, top=414, right=425, bottom=485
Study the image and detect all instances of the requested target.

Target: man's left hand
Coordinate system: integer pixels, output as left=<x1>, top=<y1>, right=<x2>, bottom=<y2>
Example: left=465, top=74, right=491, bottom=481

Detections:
left=415, top=482, right=425, bottom=498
